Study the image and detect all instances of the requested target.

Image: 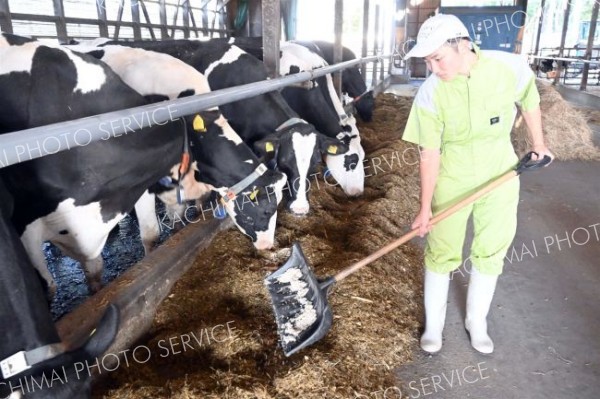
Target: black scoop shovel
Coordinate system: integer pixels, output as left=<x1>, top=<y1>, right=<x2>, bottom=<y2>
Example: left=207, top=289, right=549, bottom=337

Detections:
left=264, top=152, right=551, bottom=356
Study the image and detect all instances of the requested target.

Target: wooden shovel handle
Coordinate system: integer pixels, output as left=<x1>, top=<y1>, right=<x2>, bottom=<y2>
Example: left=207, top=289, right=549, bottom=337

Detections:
left=333, top=170, right=518, bottom=283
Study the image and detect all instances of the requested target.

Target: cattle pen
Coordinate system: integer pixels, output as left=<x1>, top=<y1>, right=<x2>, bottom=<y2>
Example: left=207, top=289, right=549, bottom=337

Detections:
left=1, top=1, right=600, bottom=399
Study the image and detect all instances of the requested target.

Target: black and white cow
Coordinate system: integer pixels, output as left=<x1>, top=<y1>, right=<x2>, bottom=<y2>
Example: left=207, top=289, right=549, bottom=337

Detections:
left=0, top=34, right=284, bottom=295
left=65, top=43, right=287, bottom=252
left=278, top=42, right=365, bottom=197
left=0, top=177, right=119, bottom=399
left=294, top=40, right=374, bottom=122
left=223, top=38, right=365, bottom=197
left=97, top=39, right=348, bottom=215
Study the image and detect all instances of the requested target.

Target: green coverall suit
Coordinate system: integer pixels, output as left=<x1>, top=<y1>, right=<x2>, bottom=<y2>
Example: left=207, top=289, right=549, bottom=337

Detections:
left=402, top=45, right=541, bottom=276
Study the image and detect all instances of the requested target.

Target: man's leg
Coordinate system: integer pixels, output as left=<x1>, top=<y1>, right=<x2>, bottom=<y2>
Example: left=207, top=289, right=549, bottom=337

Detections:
left=467, top=177, right=520, bottom=353
left=421, top=203, right=472, bottom=352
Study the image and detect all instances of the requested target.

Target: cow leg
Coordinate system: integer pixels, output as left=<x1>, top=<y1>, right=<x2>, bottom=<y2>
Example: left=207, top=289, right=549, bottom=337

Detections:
left=83, top=256, right=104, bottom=293
left=134, top=190, right=160, bottom=254
left=20, top=227, right=57, bottom=298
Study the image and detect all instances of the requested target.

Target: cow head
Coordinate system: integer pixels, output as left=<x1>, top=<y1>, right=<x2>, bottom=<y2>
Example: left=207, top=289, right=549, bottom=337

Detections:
left=325, top=115, right=365, bottom=197
left=254, top=121, right=349, bottom=215
left=187, top=110, right=287, bottom=250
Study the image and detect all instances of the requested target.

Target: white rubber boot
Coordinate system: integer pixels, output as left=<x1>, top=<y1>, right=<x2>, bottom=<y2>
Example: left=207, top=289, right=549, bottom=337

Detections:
left=420, top=269, right=450, bottom=353
left=465, top=267, right=498, bottom=354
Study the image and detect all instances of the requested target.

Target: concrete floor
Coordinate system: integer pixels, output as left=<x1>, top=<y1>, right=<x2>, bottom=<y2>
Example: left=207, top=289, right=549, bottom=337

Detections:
left=389, top=85, right=600, bottom=399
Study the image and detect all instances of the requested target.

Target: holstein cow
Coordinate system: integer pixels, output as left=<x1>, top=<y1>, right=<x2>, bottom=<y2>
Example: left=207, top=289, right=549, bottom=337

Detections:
left=0, top=34, right=283, bottom=296
left=278, top=42, right=365, bottom=196
left=294, top=40, right=374, bottom=122
left=224, top=38, right=365, bottom=197
left=97, top=39, right=348, bottom=215
left=0, top=177, right=119, bottom=399
left=66, top=43, right=287, bottom=251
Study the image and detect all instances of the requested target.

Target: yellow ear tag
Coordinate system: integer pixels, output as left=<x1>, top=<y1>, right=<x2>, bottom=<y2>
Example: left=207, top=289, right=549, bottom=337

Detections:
left=249, top=189, right=259, bottom=201
left=193, top=115, right=206, bottom=132
left=327, top=145, right=338, bottom=154
left=265, top=142, right=274, bottom=153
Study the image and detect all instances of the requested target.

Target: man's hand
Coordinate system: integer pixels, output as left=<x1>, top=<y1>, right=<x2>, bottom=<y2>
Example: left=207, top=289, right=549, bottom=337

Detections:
left=412, top=208, right=433, bottom=237
left=531, top=143, right=555, bottom=165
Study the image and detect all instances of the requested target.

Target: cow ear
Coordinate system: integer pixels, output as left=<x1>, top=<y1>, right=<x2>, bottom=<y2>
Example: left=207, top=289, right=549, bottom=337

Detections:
left=318, top=135, right=349, bottom=156
left=254, top=137, right=279, bottom=158
left=192, top=114, right=207, bottom=132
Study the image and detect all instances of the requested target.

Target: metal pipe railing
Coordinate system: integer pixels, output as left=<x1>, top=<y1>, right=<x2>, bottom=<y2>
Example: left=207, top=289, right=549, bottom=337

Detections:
left=0, top=54, right=391, bottom=169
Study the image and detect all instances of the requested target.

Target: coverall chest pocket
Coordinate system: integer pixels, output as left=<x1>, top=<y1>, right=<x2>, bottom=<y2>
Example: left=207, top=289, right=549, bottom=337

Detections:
left=441, top=105, right=470, bottom=143
left=484, top=98, right=514, bottom=136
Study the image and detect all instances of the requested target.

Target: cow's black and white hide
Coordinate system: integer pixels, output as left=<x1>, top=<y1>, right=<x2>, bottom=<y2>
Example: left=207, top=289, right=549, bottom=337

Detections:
left=0, top=177, right=119, bottom=399
left=95, top=39, right=348, bottom=215
left=67, top=43, right=287, bottom=250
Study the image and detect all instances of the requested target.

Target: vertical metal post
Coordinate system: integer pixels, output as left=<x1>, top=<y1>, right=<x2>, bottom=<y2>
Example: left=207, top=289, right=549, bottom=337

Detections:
left=333, top=0, right=343, bottom=97
left=533, top=0, right=546, bottom=57
left=170, top=0, right=181, bottom=38
left=114, top=0, right=125, bottom=40
left=0, top=0, right=13, bottom=34
left=159, top=0, right=168, bottom=39
left=182, top=0, right=191, bottom=38
left=580, top=1, right=599, bottom=91
left=262, top=0, right=281, bottom=79
left=201, top=0, right=209, bottom=36
left=372, top=4, right=380, bottom=86
left=361, top=0, right=370, bottom=83
left=139, top=0, right=156, bottom=39
left=96, top=0, right=109, bottom=38
left=52, top=0, right=68, bottom=43
left=131, top=0, right=142, bottom=40
left=380, top=3, right=386, bottom=82
left=554, top=0, right=571, bottom=85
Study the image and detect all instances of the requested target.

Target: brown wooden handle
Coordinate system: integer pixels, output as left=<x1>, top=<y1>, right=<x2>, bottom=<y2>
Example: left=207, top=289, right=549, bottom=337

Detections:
left=333, top=170, right=518, bottom=282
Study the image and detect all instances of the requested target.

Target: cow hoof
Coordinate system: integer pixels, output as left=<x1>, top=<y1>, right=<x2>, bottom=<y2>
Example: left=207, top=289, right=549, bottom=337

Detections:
left=46, top=284, right=58, bottom=302
left=89, top=280, right=103, bottom=294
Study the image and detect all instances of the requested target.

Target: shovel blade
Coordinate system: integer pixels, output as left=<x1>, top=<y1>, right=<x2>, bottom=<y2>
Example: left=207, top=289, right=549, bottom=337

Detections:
left=264, top=242, right=334, bottom=356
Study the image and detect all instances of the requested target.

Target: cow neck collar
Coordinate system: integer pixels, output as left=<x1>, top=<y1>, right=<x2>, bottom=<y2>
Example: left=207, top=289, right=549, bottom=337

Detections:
left=221, top=163, right=268, bottom=204
left=1, top=343, right=65, bottom=379
left=276, top=117, right=306, bottom=132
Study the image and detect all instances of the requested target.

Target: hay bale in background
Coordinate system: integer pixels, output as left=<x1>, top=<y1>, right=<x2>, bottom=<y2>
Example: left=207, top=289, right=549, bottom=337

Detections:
left=511, top=81, right=600, bottom=161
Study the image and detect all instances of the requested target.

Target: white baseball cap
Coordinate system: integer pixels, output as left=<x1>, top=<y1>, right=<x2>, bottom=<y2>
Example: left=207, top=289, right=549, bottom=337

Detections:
left=404, top=14, right=470, bottom=60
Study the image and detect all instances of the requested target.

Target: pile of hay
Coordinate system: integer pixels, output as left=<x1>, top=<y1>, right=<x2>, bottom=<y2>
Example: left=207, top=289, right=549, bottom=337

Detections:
left=93, top=94, right=424, bottom=399
left=511, top=81, right=600, bottom=161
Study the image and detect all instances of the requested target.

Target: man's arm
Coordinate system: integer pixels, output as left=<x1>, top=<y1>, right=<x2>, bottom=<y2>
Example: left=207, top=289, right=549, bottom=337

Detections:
left=520, top=105, right=554, bottom=162
left=412, top=148, right=440, bottom=237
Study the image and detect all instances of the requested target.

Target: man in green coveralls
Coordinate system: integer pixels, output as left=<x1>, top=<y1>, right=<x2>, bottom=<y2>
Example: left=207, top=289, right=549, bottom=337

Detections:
left=403, top=14, right=554, bottom=354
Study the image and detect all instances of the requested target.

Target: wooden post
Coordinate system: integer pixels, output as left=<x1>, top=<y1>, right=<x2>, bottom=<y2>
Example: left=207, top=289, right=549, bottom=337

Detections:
left=553, top=0, right=571, bottom=85
left=262, top=0, right=281, bottom=79
left=0, top=0, right=13, bottom=34
left=333, top=0, right=343, bottom=98
left=580, top=1, right=599, bottom=91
